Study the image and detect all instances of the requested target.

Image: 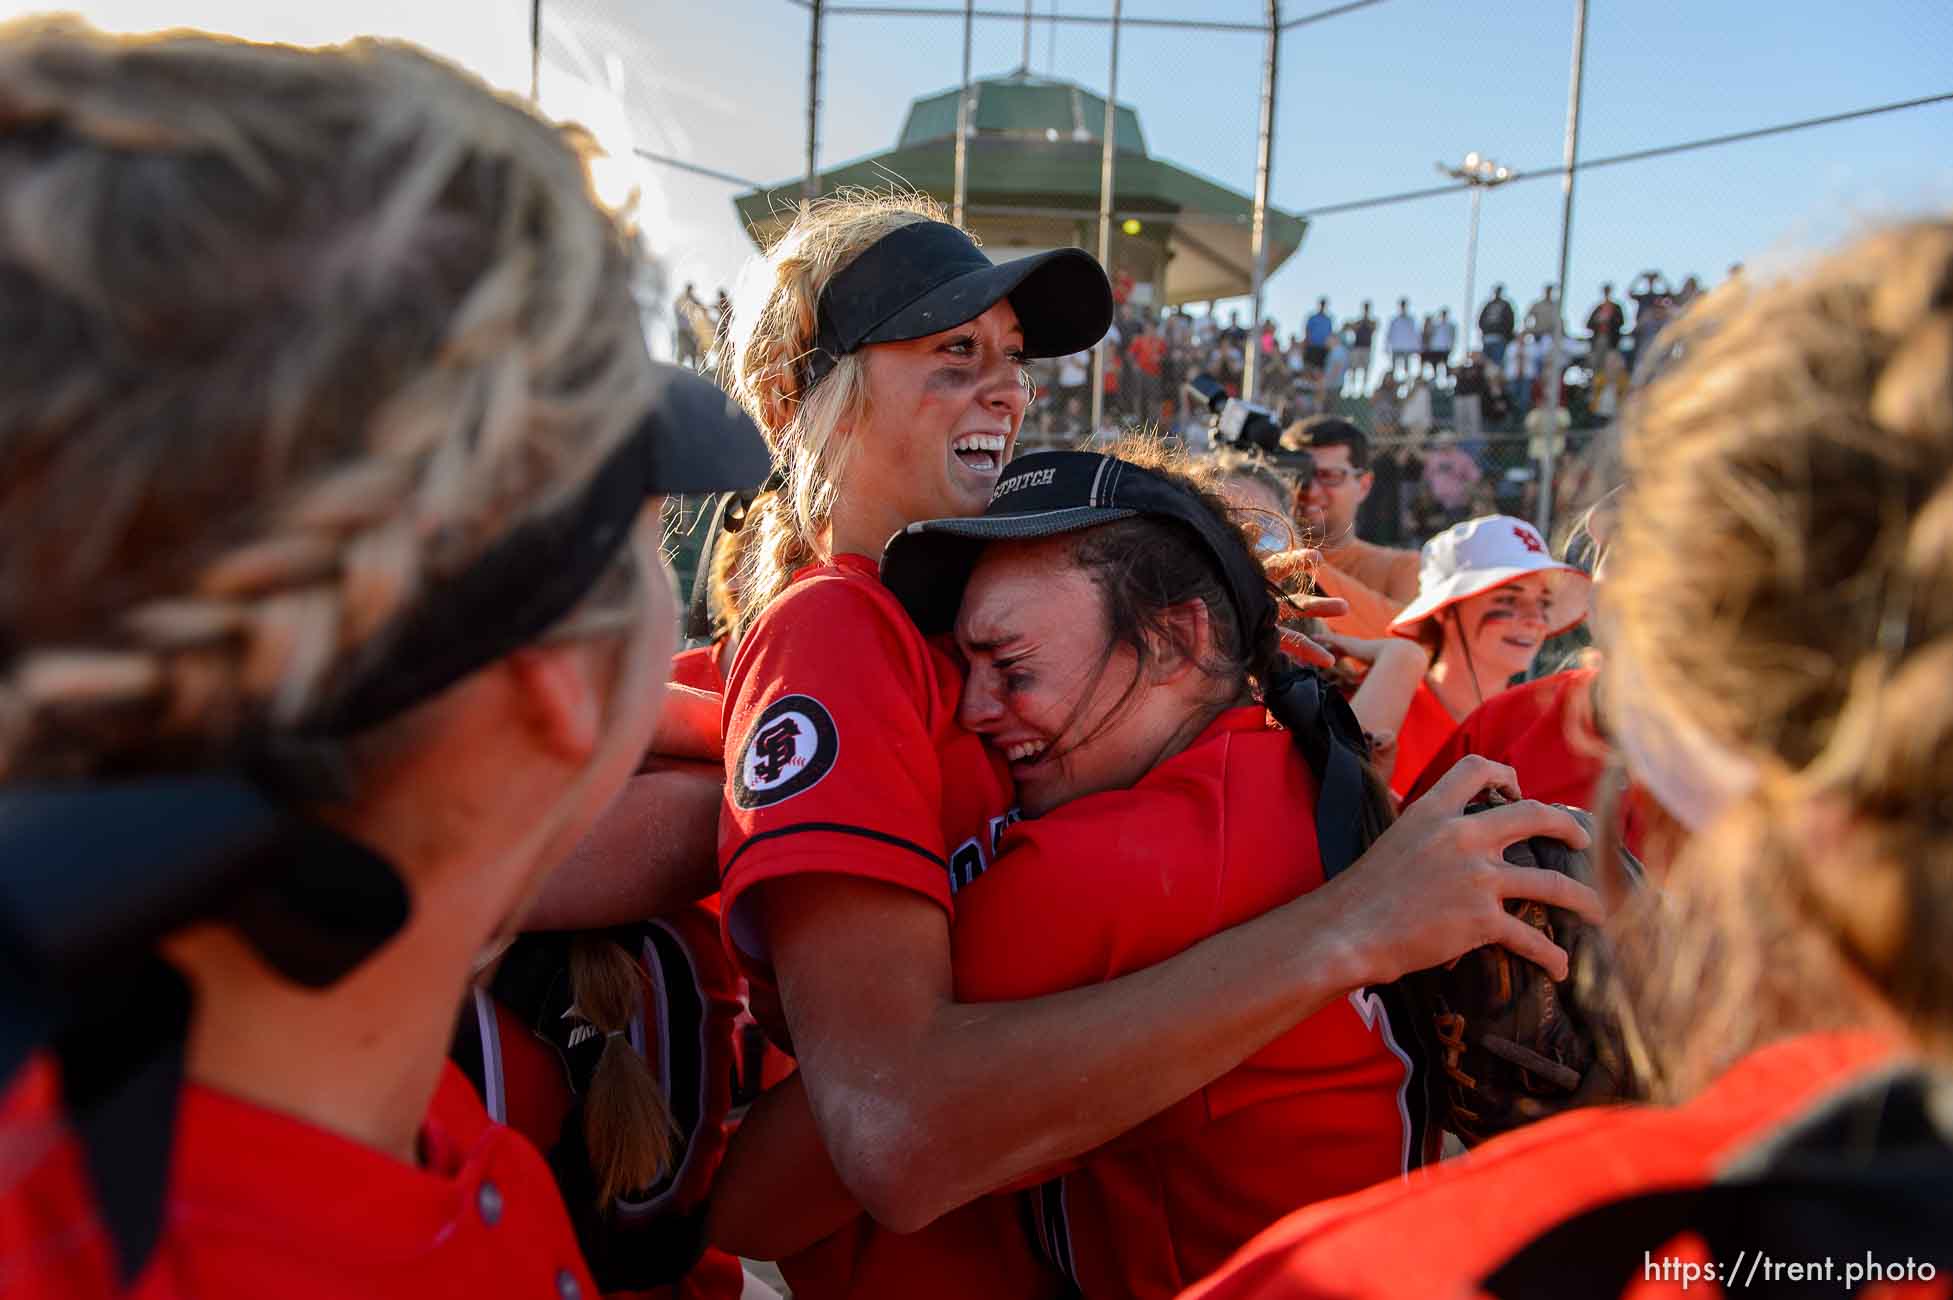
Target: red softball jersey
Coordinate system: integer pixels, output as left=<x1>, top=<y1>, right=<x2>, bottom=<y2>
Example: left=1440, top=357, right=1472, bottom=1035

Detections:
left=667, top=638, right=798, bottom=1102
left=668, top=641, right=728, bottom=695
left=717, top=554, right=1048, bottom=1300
left=1401, top=668, right=1656, bottom=860
left=717, top=553, right=1016, bottom=984
left=1, top=1054, right=601, bottom=1300
left=452, top=908, right=744, bottom=1300
left=1179, top=1032, right=1905, bottom=1300
left=1404, top=668, right=1606, bottom=809
left=780, top=1196, right=1069, bottom=1300
left=953, top=706, right=1423, bottom=1300
left=1386, top=678, right=1458, bottom=799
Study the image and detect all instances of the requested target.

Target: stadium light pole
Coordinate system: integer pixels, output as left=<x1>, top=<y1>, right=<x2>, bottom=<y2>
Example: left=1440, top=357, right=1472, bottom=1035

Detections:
left=1538, top=0, right=1588, bottom=539
left=1437, top=152, right=1513, bottom=356
left=529, top=0, right=543, bottom=102
left=1089, top=0, right=1121, bottom=440
left=954, top=0, right=974, bottom=225
left=1243, top=0, right=1280, bottom=405
left=804, top=0, right=825, bottom=215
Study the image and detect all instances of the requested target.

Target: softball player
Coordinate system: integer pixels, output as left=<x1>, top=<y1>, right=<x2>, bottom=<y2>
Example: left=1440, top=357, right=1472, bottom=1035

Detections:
left=1383, top=516, right=1591, bottom=797
left=707, top=194, right=1597, bottom=1300
left=883, top=444, right=1426, bottom=1297
left=0, top=23, right=765, bottom=1299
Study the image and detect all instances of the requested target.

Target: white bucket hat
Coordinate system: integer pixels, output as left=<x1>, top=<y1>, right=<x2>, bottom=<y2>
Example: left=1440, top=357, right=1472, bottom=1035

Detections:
left=1389, top=514, right=1591, bottom=639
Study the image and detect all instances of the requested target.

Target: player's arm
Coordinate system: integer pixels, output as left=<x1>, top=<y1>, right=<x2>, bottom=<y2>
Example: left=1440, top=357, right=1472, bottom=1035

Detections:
left=520, top=759, right=722, bottom=930
left=649, top=682, right=723, bottom=763
left=757, top=757, right=1600, bottom=1235
left=1305, top=561, right=1409, bottom=640
left=706, top=1071, right=864, bottom=1260
left=1320, top=631, right=1431, bottom=742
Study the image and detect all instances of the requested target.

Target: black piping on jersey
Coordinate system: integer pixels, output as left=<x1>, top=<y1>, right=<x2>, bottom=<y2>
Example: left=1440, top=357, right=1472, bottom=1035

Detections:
left=1027, top=1175, right=1080, bottom=1287
left=722, top=822, right=949, bottom=876
left=1368, top=979, right=1436, bottom=1168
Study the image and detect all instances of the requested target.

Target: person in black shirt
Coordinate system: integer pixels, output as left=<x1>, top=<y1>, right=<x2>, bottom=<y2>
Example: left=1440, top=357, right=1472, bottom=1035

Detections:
left=1586, top=282, right=1625, bottom=367
left=1477, top=285, right=1515, bottom=368
left=1343, top=300, right=1378, bottom=396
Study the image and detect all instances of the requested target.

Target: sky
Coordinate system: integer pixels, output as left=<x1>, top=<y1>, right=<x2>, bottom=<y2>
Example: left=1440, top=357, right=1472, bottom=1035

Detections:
left=8, top=0, right=1952, bottom=359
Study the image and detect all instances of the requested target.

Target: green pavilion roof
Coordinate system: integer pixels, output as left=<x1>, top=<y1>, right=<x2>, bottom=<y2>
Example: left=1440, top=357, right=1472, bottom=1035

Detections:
left=733, top=72, right=1304, bottom=305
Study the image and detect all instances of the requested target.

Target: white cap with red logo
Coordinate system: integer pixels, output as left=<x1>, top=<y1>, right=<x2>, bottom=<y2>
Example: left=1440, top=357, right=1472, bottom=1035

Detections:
left=1388, top=514, right=1591, bottom=639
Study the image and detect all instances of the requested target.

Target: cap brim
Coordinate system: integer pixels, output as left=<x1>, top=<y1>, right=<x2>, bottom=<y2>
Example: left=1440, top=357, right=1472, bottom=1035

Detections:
left=1389, top=562, right=1591, bottom=639
left=636, top=361, right=773, bottom=495
left=861, top=248, right=1113, bottom=359
left=881, top=505, right=1136, bottom=635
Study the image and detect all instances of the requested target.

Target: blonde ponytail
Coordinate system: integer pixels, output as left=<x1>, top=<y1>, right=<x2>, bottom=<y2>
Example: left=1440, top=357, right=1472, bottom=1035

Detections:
left=567, top=935, right=680, bottom=1205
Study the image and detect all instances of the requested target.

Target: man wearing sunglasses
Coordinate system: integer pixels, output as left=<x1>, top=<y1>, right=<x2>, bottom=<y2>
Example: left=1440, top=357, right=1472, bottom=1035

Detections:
left=1279, top=416, right=1421, bottom=639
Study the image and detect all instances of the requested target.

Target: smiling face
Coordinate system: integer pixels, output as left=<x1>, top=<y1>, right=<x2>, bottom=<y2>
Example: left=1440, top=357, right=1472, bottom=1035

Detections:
left=838, top=299, right=1029, bottom=546
left=1295, top=443, right=1372, bottom=544
left=1443, top=573, right=1557, bottom=682
left=955, top=536, right=1184, bottom=818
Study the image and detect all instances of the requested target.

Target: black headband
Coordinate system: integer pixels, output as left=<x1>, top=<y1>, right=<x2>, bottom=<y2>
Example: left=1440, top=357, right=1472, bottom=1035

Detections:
left=880, top=450, right=1275, bottom=643
left=312, top=362, right=769, bottom=736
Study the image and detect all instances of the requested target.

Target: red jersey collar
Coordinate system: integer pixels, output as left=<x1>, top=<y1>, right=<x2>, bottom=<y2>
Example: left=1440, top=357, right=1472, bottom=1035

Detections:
left=166, top=1063, right=501, bottom=1265
left=791, top=552, right=878, bottom=583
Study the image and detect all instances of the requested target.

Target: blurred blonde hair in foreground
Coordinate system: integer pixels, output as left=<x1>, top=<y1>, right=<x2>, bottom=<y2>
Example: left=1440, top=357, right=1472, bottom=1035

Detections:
left=1601, top=216, right=1953, bottom=1096
left=0, top=16, right=674, bottom=1201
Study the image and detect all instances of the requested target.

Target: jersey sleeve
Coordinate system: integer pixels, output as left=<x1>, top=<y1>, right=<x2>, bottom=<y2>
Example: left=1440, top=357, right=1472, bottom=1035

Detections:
left=718, top=572, right=954, bottom=967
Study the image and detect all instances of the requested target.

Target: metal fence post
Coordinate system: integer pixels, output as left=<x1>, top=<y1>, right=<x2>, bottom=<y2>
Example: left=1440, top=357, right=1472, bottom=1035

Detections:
left=529, top=0, right=543, bottom=102
left=803, top=0, right=825, bottom=217
left=1538, top=0, right=1588, bottom=540
left=1461, top=184, right=1482, bottom=356
left=1243, top=0, right=1280, bottom=405
left=954, top=0, right=974, bottom=225
left=1089, top=0, right=1121, bottom=440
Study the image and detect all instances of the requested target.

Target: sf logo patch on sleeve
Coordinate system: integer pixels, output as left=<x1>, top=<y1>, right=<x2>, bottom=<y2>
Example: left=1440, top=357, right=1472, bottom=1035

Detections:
left=733, top=694, right=839, bottom=809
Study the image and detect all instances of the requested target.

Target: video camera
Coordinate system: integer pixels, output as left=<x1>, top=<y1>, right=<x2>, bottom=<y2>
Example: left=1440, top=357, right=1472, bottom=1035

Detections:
left=1184, top=373, right=1313, bottom=486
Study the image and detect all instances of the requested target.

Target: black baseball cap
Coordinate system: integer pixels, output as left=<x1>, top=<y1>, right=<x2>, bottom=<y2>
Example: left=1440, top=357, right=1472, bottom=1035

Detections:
left=804, top=221, right=1113, bottom=391
left=880, top=449, right=1271, bottom=639
left=636, top=358, right=774, bottom=494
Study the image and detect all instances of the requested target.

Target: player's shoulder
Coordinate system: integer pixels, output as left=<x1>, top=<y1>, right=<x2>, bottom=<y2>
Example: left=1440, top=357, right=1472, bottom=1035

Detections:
left=1183, top=1032, right=1905, bottom=1300
left=668, top=640, right=727, bottom=694
left=1000, top=710, right=1274, bottom=867
left=750, top=556, right=916, bottom=638
left=732, top=556, right=935, bottom=685
left=1468, top=665, right=1594, bottom=733
left=1346, top=535, right=1421, bottom=576
left=1375, top=539, right=1422, bottom=573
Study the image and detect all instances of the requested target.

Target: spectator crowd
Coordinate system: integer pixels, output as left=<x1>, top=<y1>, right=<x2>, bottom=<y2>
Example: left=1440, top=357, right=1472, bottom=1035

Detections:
left=1006, top=270, right=1719, bottom=556
left=1021, top=270, right=1721, bottom=450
